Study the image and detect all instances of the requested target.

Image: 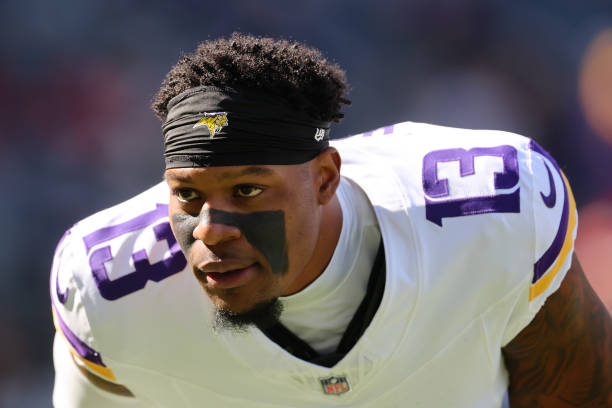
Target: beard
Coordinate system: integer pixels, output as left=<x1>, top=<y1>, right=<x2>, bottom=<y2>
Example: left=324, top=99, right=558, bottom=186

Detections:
left=212, top=297, right=283, bottom=334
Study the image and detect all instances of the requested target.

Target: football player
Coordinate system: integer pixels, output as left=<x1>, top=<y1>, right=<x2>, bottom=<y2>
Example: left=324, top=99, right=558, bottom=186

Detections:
left=51, top=33, right=612, bottom=407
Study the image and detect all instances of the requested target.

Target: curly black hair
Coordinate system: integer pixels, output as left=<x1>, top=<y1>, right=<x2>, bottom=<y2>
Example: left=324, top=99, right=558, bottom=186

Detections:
left=153, top=33, right=350, bottom=123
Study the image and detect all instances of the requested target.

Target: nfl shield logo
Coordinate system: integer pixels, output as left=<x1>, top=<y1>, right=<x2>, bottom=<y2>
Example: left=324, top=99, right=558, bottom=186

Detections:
left=319, top=375, right=351, bottom=396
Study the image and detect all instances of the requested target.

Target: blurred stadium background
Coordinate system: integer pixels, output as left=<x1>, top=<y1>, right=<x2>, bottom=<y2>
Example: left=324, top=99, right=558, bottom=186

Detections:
left=2, top=1, right=611, bottom=406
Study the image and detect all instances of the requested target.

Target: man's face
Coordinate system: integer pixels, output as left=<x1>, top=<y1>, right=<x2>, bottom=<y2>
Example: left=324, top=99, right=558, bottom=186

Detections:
left=166, top=161, right=327, bottom=325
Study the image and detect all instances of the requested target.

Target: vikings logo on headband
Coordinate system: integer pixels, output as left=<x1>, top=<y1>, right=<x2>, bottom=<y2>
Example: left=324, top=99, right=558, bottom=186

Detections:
left=193, top=112, right=228, bottom=138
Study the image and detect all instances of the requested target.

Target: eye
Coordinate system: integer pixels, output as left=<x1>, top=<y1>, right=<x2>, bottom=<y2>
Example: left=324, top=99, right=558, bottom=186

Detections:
left=234, top=185, right=263, bottom=198
left=174, top=188, right=200, bottom=203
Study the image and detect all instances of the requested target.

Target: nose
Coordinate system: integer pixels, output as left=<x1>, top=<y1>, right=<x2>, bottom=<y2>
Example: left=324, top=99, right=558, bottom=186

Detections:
left=192, top=209, right=241, bottom=246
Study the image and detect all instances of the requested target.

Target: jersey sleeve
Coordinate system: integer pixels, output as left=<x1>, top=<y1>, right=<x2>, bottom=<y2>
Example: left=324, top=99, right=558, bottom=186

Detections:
left=53, top=332, right=143, bottom=407
left=501, top=140, right=578, bottom=345
left=50, top=227, right=120, bottom=385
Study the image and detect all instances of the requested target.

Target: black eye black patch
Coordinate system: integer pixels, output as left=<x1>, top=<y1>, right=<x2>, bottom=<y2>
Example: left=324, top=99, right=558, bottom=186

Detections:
left=172, top=208, right=289, bottom=275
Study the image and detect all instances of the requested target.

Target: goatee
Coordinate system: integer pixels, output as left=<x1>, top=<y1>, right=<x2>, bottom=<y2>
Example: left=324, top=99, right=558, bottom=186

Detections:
left=212, top=298, right=283, bottom=334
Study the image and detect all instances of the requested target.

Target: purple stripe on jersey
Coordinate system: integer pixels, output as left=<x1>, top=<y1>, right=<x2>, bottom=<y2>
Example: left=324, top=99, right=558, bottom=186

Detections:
left=52, top=229, right=72, bottom=305
left=529, top=140, right=570, bottom=283
left=362, top=130, right=375, bottom=137
left=53, top=305, right=106, bottom=367
left=83, top=204, right=168, bottom=253
left=529, top=140, right=558, bottom=168
left=540, top=162, right=556, bottom=208
left=56, top=273, right=69, bottom=305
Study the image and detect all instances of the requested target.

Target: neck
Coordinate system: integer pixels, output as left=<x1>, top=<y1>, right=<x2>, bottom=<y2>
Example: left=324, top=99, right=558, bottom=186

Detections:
left=282, top=194, right=343, bottom=295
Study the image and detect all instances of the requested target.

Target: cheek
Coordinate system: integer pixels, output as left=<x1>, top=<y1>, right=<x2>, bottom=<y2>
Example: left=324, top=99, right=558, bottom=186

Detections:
left=225, top=209, right=289, bottom=276
left=170, top=213, right=199, bottom=254
left=284, top=193, right=320, bottom=266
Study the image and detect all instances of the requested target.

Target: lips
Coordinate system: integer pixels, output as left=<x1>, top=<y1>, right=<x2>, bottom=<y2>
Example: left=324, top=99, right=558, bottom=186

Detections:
left=195, top=263, right=258, bottom=289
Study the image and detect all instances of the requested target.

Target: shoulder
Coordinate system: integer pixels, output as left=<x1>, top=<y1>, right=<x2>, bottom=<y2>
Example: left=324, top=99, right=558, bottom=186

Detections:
left=334, top=121, right=570, bottom=241
left=65, top=181, right=185, bottom=300
left=332, top=121, right=531, bottom=162
left=53, top=181, right=178, bottom=301
left=334, top=121, right=533, bottom=226
left=75, top=182, right=170, bottom=234
left=336, top=121, right=577, bottom=313
left=50, top=181, right=188, bottom=381
left=333, top=121, right=532, bottom=219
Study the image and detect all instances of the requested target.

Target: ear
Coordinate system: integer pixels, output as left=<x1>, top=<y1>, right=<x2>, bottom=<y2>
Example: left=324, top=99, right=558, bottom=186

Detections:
left=312, top=147, right=341, bottom=205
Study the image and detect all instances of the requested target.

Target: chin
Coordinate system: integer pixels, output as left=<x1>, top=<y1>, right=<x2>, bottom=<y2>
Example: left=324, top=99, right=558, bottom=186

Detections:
left=211, top=297, right=283, bottom=334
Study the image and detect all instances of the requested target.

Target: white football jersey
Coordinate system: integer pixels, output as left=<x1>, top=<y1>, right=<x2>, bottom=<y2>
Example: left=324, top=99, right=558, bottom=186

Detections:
left=51, top=121, right=577, bottom=407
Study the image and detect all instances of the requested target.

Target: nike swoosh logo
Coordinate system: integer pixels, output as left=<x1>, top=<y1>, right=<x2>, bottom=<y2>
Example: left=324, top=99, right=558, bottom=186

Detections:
left=540, top=161, right=556, bottom=208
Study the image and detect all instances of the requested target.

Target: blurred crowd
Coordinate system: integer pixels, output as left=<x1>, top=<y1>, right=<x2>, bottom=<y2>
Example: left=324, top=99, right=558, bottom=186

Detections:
left=1, top=1, right=611, bottom=406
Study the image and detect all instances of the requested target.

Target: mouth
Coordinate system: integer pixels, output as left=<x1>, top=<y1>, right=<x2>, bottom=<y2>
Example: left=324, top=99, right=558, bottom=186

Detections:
left=196, top=263, right=258, bottom=289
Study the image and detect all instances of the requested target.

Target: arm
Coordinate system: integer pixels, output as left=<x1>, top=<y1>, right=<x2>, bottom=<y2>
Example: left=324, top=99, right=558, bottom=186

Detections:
left=53, top=333, right=141, bottom=407
left=50, top=229, right=140, bottom=407
left=502, top=254, right=612, bottom=407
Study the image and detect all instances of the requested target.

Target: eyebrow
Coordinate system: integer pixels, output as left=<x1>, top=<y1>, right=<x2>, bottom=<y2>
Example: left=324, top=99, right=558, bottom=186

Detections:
left=164, top=172, right=195, bottom=183
left=164, top=166, right=276, bottom=183
left=217, top=166, right=276, bottom=181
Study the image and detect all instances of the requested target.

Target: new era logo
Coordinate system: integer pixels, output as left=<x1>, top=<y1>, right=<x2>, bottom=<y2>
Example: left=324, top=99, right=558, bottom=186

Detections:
left=320, top=375, right=350, bottom=396
left=314, top=128, right=326, bottom=141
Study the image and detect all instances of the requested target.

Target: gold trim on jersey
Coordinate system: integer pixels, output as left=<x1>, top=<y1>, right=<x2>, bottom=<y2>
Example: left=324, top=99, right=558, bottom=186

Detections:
left=529, top=172, right=577, bottom=300
left=52, top=308, right=118, bottom=382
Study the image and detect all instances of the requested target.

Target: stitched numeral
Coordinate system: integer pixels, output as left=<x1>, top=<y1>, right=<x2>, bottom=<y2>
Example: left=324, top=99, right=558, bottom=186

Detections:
left=422, top=145, right=520, bottom=226
left=84, top=204, right=187, bottom=300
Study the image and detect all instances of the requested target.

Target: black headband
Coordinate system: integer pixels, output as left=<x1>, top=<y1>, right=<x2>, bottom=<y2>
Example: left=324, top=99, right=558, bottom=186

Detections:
left=162, top=86, right=331, bottom=168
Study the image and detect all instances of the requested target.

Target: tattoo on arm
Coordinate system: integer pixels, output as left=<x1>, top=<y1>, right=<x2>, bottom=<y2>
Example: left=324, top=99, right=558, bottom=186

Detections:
left=502, top=254, right=612, bottom=407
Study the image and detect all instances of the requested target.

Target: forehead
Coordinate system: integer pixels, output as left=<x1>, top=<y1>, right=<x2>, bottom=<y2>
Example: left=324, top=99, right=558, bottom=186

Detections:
left=164, top=164, right=300, bottom=184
